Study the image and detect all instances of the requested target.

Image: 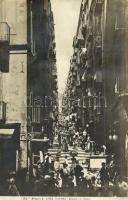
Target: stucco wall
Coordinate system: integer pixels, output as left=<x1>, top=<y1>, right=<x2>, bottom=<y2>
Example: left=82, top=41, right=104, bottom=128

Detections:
left=0, top=0, right=27, bottom=168
left=3, top=54, right=27, bottom=125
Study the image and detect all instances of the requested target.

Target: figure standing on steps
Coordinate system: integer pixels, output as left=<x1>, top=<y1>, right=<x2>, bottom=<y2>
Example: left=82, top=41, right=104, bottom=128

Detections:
left=64, top=155, right=69, bottom=165
left=58, top=128, right=62, bottom=147
left=54, top=157, right=60, bottom=178
left=63, top=138, right=68, bottom=152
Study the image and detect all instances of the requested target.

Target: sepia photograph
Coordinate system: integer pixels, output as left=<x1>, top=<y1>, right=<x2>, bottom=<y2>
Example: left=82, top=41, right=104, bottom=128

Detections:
left=0, top=0, right=128, bottom=197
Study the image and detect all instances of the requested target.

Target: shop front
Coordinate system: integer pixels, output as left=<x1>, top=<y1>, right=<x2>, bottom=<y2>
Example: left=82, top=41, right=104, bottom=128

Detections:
left=112, top=95, right=128, bottom=179
left=0, top=123, right=20, bottom=178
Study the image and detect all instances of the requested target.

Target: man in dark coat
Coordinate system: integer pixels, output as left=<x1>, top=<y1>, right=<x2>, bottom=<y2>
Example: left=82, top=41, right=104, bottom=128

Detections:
left=74, top=161, right=83, bottom=186
left=100, top=162, right=110, bottom=195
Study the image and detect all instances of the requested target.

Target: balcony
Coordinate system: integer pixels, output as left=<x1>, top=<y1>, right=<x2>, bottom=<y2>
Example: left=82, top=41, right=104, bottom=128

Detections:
left=52, top=69, right=57, bottom=79
left=94, top=0, right=103, bottom=16
left=87, top=32, right=93, bottom=43
left=0, top=22, right=10, bottom=42
left=0, top=22, right=10, bottom=73
left=77, top=38, right=85, bottom=48
left=115, top=7, right=128, bottom=30
left=94, top=35, right=102, bottom=55
left=72, top=55, right=77, bottom=63
left=71, top=75, right=76, bottom=82
left=94, top=94, right=107, bottom=115
left=72, top=71, right=77, bottom=77
left=0, top=101, right=6, bottom=123
left=81, top=25, right=87, bottom=38
left=52, top=81, right=58, bottom=91
left=51, top=34, right=55, bottom=41
left=73, top=36, right=78, bottom=48
left=83, top=94, right=106, bottom=114
left=74, top=49, right=78, bottom=56
left=73, top=35, right=85, bottom=48
left=53, top=42, right=56, bottom=49
left=81, top=69, right=94, bottom=87
left=80, top=48, right=87, bottom=64
left=94, top=70, right=102, bottom=83
left=49, top=49, right=56, bottom=62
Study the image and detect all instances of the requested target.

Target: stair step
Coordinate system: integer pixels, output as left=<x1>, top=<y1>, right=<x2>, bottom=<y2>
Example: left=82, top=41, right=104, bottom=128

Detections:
left=48, top=149, right=60, bottom=152
left=60, top=153, right=86, bottom=156
left=53, top=144, right=59, bottom=146
left=47, top=142, right=93, bottom=166
left=33, top=155, right=40, bottom=157
left=60, top=158, right=86, bottom=161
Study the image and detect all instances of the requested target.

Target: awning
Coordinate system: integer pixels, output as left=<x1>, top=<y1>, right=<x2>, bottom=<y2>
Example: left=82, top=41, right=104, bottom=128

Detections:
left=0, top=129, right=15, bottom=138
left=0, top=129, right=14, bottom=135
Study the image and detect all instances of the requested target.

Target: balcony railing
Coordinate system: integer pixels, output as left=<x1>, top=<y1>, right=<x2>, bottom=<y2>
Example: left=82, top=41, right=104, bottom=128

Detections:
left=81, top=25, right=87, bottom=38
left=83, top=94, right=107, bottom=114
left=28, top=106, right=41, bottom=123
left=0, top=101, right=6, bottom=122
left=87, top=32, right=93, bottom=43
left=80, top=48, right=87, bottom=64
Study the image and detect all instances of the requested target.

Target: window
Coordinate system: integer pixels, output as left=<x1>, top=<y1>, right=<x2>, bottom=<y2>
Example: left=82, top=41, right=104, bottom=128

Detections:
left=0, top=22, right=10, bottom=41
left=115, top=77, right=120, bottom=94
left=94, top=70, right=102, bottom=83
left=0, top=101, right=6, bottom=122
left=31, top=39, right=36, bottom=56
left=115, top=6, right=128, bottom=30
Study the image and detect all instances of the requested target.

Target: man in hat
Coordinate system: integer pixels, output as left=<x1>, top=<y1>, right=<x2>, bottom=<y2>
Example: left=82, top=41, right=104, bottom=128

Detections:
left=100, top=162, right=110, bottom=195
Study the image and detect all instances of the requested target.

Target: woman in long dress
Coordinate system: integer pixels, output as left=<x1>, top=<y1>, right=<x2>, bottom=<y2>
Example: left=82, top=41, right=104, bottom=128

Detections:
left=62, top=138, right=68, bottom=152
left=86, top=135, right=91, bottom=151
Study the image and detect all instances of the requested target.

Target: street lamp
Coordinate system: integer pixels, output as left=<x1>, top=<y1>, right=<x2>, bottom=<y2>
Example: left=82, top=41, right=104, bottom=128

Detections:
left=86, top=123, right=89, bottom=128
left=109, top=134, right=113, bottom=141
left=108, top=129, right=118, bottom=141
left=108, top=129, right=118, bottom=156
left=113, top=133, right=118, bottom=141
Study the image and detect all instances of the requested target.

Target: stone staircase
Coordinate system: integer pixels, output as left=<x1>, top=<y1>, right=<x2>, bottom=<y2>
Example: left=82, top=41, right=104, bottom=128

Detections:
left=48, top=140, right=91, bottom=167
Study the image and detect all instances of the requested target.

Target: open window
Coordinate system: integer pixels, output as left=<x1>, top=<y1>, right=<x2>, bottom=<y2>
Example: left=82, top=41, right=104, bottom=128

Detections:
left=0, top=101, right=6, bottom=123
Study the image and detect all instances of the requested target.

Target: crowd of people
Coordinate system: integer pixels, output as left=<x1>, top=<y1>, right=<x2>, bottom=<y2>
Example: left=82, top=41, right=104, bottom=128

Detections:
left=0, top=124, right=127, bottom=196
left=57, top=125, right=106, bottom=155
left=0, top=150, right=126, bottom=196
left=26, top=152, right=127, bottom=196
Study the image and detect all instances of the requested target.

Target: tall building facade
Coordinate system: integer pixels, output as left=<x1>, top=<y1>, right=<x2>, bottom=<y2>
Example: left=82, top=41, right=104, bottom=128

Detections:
left=103, top=0, right=128, bottom=179
left=27, top=0, right=58, bottom=141
left=0, top=0, right=27, bottom=174
left=27, top=0, right=58, bottom=166
left=63, top=0, right=106, bottom=145
left=63, top=0, right=128, bottom=178
left=0, top=0, right=58, bottom=175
